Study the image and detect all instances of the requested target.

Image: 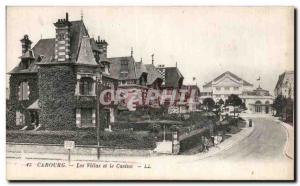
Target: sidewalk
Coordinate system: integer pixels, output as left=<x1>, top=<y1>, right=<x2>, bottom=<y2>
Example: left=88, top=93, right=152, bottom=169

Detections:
left=274, top=118, right=294, bottom=160
left=175, top=119, right=255, bottom=163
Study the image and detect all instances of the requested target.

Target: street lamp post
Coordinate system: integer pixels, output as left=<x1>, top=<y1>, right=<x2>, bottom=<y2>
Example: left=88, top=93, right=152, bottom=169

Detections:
left=96, top=77, right=101, bottom=160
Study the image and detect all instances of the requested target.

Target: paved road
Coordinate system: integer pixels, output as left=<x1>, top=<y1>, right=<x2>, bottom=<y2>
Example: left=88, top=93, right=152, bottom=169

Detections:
left=6, top=117, right=293, bottom=180
left=207, top=117, right=288, bottom=161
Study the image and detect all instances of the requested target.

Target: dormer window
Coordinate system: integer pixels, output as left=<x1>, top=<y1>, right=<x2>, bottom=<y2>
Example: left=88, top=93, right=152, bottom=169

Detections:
left=101, top=61, right=110, bottom=75
left=37, top=55, right=44, bottom=62
left=121, top=60, right=129, bottom=72
left=22, top=61, right=29, bottom=69
left=104, top=64, right=110, bottom=74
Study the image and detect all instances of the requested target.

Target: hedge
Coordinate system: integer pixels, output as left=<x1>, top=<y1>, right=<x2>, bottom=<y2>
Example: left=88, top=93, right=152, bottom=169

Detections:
left=6, top=129, right=156, bottom=149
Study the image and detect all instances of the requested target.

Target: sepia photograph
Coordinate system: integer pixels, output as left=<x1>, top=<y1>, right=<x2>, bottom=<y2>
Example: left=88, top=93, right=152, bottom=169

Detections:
left=5, top=6, right=295, bottom=180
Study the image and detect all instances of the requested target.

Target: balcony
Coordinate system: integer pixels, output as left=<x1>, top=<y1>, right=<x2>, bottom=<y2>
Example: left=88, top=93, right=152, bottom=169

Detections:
left=75, top=95, right=96, bottom=108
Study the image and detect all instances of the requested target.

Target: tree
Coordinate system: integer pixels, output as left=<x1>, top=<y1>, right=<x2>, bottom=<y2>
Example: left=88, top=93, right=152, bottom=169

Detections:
left=203, top=98, right=215, bottom=111
left=218, top=99, right=225, bottom=106
left=241, top=102, right=247, bottom=110
left=225, top=94, right=243, bottom=118
left=272, top=95, right=287, bottom=117
left=214, top=99, right=224, bottom=117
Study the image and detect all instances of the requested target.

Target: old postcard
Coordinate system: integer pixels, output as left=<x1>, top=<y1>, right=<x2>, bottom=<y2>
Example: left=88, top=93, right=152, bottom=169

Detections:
left=6, top=6, right=294, bottom=180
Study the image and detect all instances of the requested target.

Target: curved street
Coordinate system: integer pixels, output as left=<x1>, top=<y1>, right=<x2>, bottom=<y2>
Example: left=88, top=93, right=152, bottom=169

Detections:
left=207, top=117, right=288, bottom=161
left=6, top=116, right=294, bottom=180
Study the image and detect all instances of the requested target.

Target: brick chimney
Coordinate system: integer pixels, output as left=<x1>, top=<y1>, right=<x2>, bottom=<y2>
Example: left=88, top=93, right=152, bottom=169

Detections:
left=96, top=36, right=108, bottom=59
left=20, top=34, right=32, bottom=56
left=53, top=12, right=72, bottom=62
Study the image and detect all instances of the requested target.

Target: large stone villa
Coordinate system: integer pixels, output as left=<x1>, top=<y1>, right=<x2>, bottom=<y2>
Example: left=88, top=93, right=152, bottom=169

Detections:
left=7, top=13, right=201, bottom=131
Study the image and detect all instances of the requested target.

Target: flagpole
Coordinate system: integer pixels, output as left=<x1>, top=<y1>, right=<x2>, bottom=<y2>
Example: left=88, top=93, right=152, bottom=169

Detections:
left=257, top=76, right=261, bottom=88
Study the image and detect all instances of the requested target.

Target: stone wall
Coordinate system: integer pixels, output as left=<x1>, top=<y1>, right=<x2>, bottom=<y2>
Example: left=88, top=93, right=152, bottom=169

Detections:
left=7, top=73, right=38, bottom=129
left=38, top=64, right=76, bottom=130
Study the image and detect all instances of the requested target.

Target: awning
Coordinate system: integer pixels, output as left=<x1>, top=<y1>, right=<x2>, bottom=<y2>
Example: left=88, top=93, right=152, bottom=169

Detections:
left=27, top=99, right=40, bottom=110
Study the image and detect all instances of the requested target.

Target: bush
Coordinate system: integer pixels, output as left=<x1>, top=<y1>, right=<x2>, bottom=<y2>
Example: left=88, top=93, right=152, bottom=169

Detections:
left=112, top=122, right=149, bottom=131
left=179, top=132, right=207, bottom=153
left=169, top=125, right=180, bottom=132
left=147, top=123, right=161, bottom=133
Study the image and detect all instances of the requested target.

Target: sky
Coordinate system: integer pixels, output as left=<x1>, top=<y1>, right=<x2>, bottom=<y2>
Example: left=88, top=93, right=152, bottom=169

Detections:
left=6, top=6, right=294, bottom=94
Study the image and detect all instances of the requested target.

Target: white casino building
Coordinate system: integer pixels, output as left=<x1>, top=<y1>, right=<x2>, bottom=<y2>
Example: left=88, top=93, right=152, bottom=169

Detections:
left=200, top=71, right=273, bottom=114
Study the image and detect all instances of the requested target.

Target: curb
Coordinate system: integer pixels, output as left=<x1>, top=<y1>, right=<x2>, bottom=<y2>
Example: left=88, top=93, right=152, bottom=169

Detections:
left=275, top=119, right=294, bottom=160
left=181, top=119, right=255, bottom=162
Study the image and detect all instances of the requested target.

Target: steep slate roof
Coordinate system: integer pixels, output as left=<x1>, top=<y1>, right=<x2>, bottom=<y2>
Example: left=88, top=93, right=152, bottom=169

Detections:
left=135, top=62, right=148, bottom=78
left=275, top=73, right=285, bottom=90
left=9, top=38, right=55, bottom=74
left=145, top=64, right=163, bottom=85
left=9, top=17, right=182, bottom=89
left=275, top=71, right=294, bottom=90
left=107, top=56, right=138, bottom=80
left=203, top=71, right=253, bottom=87
left=9, top=20, right=91, bottom=74
left=163, top=67, right=184, bottom=88
left=69, top=20, right=89, bottom=63
left=76, top=36, right=98, bottom=65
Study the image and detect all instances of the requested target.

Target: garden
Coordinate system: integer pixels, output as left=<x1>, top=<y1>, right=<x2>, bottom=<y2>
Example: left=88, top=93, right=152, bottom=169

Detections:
left=7, top=94, right=248, bottom=152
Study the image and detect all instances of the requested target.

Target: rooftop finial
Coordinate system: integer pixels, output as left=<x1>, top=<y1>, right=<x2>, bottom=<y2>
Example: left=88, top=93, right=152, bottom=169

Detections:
left=141, top=58, right=143, bottom=63
left=131, top=47, right=133, bottom=57
left=176, top=61, right=178, bottom=67
left=81, top=9, right=83, bottom=21
left=151, top=54, right=154, bottom=65
left=66, top=12, right=69, bottom=22
left=98, top=36, right=100, bottom=42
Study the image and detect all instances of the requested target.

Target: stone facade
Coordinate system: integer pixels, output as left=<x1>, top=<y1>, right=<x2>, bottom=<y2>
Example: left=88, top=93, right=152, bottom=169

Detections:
left=274, top=71, right=294, bottom=99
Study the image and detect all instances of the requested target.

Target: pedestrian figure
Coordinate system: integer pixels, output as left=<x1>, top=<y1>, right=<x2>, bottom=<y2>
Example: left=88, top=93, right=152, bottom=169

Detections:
left=203, top=136, right=209, bottom=152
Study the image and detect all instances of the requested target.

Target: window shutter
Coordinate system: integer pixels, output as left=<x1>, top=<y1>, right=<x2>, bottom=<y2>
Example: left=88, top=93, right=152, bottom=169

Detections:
left=16, top=111, right=20, bottom=126
left=27, top=83, right=30, bottom=99
left=18, top=85, right=21, bottom=100
left=20, top=113, right=24, bottom=126
left=92, top=109, right=96, bottom=127
left=76, top=109, right=81, bottom=128
left=23, top=82, right=28, bottom=100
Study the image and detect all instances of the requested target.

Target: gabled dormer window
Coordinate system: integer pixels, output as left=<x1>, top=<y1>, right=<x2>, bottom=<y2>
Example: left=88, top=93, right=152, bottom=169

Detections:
left=22, top=61, right=29, bottom=69
left=37, top=55, right=44, bottom=62
left=104, top=64, right=110, bottom=74
left=120, top=60, right=129, bottom=72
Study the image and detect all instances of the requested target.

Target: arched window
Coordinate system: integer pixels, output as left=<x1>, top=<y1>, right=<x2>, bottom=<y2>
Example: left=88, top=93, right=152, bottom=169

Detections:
left=79, top=77, right=94, bottom=95
left=255, top=101, right=262, bottom=113
left=18, top=81, right=29, bottom=100
left=265, top=101, right=270, bottom=105
left=255, top=100, right=262, bottom=105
